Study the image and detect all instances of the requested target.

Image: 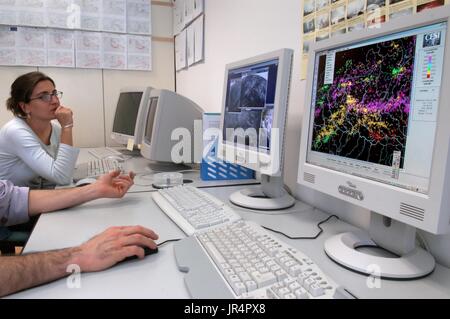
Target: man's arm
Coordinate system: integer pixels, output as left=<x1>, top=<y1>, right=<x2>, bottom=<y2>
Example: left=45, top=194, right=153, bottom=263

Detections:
left=0, top=225, right=158, bottom=297
left=28, top=170, right=135, bottom=216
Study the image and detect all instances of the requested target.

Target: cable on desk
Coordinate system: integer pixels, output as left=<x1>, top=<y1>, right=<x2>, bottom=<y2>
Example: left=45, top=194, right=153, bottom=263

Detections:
left=261, top=215, right=340, bottom=240
left=157, top=238, right=181, bottom=247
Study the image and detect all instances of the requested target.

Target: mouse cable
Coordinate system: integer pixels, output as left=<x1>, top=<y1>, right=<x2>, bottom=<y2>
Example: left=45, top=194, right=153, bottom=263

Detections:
left=261, top=214, right=339, bottom=240
left=157, top=238, right=181, bottom=247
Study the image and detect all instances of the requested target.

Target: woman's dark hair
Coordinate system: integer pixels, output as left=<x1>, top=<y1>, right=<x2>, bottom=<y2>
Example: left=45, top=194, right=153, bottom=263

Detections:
left=6, top=71, right=55, bottom=118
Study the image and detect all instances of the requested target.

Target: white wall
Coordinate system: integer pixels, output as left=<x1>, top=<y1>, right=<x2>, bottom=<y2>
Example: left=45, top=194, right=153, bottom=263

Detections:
left=175, top=0, right=450, bottom=268
left=0, top=1, right=174, bottom=147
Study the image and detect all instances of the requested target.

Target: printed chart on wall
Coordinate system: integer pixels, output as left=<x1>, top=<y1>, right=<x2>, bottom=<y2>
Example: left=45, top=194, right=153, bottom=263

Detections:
left=301, top=0, right=449, bottom=79
left=0, top=0, right=152, bottom=71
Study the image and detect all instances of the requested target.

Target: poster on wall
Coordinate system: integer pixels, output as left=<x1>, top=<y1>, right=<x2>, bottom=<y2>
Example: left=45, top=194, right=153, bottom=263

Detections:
left=0, top=0, right=153, bottom=71
left=300, top=0, right=449, bottom=79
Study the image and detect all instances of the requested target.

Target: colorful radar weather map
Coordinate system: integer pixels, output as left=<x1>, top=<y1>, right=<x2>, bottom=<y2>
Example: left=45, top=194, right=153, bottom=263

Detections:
left=311, top=35, right=416, bottom=168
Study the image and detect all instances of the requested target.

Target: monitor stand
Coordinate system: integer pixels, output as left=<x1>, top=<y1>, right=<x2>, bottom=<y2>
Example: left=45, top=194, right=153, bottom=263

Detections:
left=118, top=148, right=141, bottom=157
left=229, top=174, right=295, bottom=210
left=324, top=212, right=435, bottom=279
left=145, top=161, right=191, bottom=173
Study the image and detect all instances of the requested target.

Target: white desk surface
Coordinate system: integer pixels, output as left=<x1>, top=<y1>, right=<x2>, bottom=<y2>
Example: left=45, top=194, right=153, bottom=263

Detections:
left=9, top=185, right=450, bottom=299
left=77, top=148, right=260, bottom=193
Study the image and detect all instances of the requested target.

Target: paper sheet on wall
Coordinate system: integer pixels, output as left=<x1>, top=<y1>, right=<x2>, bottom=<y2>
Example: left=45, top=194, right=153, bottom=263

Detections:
left=127, top=0, right=151, bottom=35
left=75, top=30, right=102, bottom=68
left=193, top=14, right=203, bottom=63
left=193, top=0, right=204, bottom=20
left=15, top=0, right=46, bottom=27
left=0, top=25, right=16, bottom=65
left=184, top=0, right=194, bottom=26
left=127, top=34, right=151, bottom=70
left=16, top=27, right=47, bottom=66
left=186, top=24, right=194, bottom=66
left=46, top=0, right=73, bottom=29
left=74, top=0, right=101, bottom=31
left=47, top=29, right=75, bottom=67
left=102, top=0, right=126, bottom=33
left=0, top=0, right=17, bottom=25
left=102, top=32, right=126, bottom=69
left=173, top=0, right=185, bottom=35
left=175, top=29, right=187, bottom=71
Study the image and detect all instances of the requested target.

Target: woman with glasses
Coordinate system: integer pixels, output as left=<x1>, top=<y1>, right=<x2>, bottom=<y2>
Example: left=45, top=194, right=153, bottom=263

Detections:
left=0, top=71, right=79, bottom=187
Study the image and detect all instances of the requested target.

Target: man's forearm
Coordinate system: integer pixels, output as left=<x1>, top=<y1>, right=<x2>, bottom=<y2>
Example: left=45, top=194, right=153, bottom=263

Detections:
left=28, top=184, right=100, bottom=216
left=0, top=247, right=79, bottom=297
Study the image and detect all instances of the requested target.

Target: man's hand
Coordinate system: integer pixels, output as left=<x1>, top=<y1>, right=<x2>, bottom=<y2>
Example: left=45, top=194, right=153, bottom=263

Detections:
left=72, top=226, right=159, bottom=272
left=54, top=105, right=73, bottom=127
left=0, top=226, right=159, bottom=296
left=92, top=170, right=136, bottom=198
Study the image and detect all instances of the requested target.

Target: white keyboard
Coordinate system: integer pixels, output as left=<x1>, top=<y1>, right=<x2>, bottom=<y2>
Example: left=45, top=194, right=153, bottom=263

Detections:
left=180, top=220, right=343, bottom=299
left=152, top=185, right=242, bottom=235
left=88, top=147, right=122, bottom=159
left=73, top=159, right=123, bottom=181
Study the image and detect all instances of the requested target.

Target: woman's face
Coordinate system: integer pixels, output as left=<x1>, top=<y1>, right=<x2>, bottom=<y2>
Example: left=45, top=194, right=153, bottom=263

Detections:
left=23, top=80, right=60, bottom=121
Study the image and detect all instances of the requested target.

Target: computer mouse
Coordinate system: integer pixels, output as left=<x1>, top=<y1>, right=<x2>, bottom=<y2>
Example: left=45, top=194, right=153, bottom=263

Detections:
left=74, top=177, right=97, bottom=187
left=120, top=246, right=159, bottom=263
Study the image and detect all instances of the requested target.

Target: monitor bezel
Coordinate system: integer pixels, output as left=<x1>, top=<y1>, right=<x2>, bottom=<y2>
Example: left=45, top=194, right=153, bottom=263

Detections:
left=298, top=7, right=450, bottom=235
left=140, top=89, right=162, bottom=160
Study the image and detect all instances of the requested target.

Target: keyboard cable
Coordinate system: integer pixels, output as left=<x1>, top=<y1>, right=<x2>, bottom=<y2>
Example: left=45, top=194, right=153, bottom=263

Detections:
left=261, top=214, right=340, bottom=240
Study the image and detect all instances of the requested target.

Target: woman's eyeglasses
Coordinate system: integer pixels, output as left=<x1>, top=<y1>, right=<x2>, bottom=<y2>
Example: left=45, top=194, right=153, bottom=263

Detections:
left=29, top=90, right=63, bottom=103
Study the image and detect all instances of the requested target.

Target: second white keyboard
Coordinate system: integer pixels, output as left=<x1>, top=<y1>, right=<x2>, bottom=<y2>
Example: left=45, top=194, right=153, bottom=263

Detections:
left=88, top=147, right=122, bottom=159
left=152, top=185, right=242, bottom=235
left=73, top=159, right=123, bottom=181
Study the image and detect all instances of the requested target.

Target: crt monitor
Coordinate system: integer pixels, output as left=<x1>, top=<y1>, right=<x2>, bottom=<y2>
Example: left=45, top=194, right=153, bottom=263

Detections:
left=298, top=7, right=450, bottom=279
left=140, top=89, right=203, bottom=164
left=111, top=87, right=152, bottom=148
left=218, top=49, right=296, bottom=210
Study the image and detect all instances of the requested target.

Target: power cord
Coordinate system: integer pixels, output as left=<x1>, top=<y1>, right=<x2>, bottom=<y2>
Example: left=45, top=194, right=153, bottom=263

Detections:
left=261, top=214, right=340, bottom=240
left=416, top=231, right=430, bottom=252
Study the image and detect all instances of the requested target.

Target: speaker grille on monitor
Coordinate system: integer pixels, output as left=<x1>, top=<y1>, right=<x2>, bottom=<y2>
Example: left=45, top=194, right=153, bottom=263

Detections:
left=400, top=203, right=425, bottom=221
left=303, top=172, right=315, bottom=184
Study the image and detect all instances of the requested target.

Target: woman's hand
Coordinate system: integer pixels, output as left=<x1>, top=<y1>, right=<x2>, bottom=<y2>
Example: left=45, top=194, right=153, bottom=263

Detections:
left=55, top=105, right=73, bottom=127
